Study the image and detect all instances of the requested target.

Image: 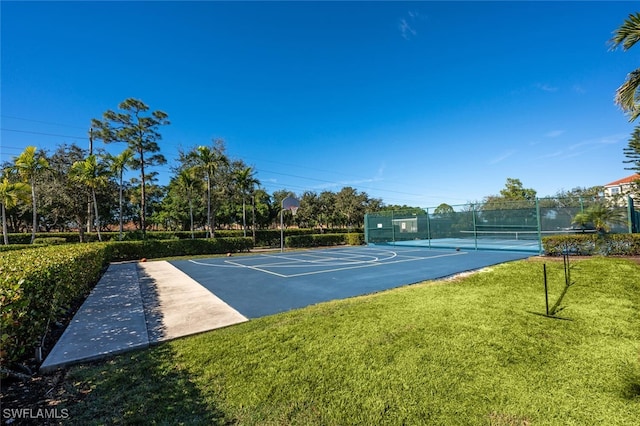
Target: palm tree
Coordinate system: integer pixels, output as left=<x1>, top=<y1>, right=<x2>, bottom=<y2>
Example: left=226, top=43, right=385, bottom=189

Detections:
left=572, top=203, right=627, bottom=234
left=104, top=148, right=134, bottom=240
left=0, top=177, right=30, bottom=245
left=189, top=145, right=228, bottom=238
left=13, top=146, right=49, bottom=243
left=175, top=168, right=199, bottom=239
left=611, top=12, right=640, bottom=121
left=586, top=204, right=627, bottom=234
left=234, top=166, right=260, bottom=238
left=70, top=155, right=108, bottom=242
left=571, top=212, right=592, bottom=232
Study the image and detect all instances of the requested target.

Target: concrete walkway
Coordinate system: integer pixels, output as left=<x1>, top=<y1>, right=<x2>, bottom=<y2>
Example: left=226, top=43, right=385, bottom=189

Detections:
left=40, top=261, right=248, bottom=373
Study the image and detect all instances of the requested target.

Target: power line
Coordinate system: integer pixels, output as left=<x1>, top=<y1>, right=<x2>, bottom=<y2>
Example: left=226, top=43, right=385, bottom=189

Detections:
left=0, top=114, right=87, bottom=130
left=1, top=128, right=89, bottom=140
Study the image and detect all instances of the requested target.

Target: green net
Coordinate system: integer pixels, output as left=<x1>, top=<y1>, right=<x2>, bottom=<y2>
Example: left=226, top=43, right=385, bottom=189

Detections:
left=364, top=197, right=635, bottom=253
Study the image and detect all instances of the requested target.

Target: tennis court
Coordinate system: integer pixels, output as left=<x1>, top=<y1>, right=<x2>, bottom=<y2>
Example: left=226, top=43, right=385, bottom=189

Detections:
left=170, top=246, right=530, bottom=318
left=387, top=230, right=544, bottom=252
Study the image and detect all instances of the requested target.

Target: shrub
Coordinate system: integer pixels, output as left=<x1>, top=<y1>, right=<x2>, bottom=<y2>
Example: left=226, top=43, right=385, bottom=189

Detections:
left=345, top=233, right=365, bottom=246
left=285, top=233, right=365, bottom=248
left=33, top=237, right=68, bottom=245
left=0, top=244, right=110, bottom=366
left=0, top=244, right=42, bottom=253
left=107, top=237, right=253, bottom=262
left=543, top=233, right=640, bottom=256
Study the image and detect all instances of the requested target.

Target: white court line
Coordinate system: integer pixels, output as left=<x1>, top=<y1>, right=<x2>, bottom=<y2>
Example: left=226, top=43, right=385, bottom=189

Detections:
left=186, top=248, right=396, bottom=269
left=258, top=253, right=381, bottom=264
left=254, top=251, right=398, bottom=267
left=222, top=259, right=290, bottom=278
left=279, top=251, right=468, bottom=278
left=188, top=249, right=465, bottom=277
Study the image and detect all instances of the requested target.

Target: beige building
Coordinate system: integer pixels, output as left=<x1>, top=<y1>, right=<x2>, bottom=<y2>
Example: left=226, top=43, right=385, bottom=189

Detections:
left=603, top=173, right=640, bottom=198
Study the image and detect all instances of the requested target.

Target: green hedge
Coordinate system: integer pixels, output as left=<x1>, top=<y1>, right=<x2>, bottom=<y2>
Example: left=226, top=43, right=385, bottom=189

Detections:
left=0, top=244, right=42, bottom=253
left=542, top=233, right=640, bottom=256
left=285, top=233, right=365, bottom=248
left=0, top=244, right=110, bottom=366
left=33, top=237, right=67, bottom=245
left=107, top=237, right=253, bottom=262
left=345, top=233, right=365, bottom=246
left=4, top=228, right=363, bottom=246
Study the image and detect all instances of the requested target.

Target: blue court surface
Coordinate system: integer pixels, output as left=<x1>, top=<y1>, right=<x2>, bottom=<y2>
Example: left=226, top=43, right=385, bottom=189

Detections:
left=170, top=246, right=530, bottom=319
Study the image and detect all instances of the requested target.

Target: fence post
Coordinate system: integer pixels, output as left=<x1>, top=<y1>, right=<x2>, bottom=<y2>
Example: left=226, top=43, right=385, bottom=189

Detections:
left=391, top=210, right=395, bottom=244
left=627, top=196, right=633, bottom=234
left=426, top=208, right=431, bottom=249
left=535, top=197, right=543, bottom=254
left=472, top=204, right=478, bottom=251
left=364, top=213, right=369, bottom=244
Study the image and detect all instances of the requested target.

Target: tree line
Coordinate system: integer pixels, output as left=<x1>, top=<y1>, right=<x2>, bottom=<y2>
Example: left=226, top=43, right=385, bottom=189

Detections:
left=1, top=94, right=637, bottom=245
left=0, top=99, right=386, bottom=244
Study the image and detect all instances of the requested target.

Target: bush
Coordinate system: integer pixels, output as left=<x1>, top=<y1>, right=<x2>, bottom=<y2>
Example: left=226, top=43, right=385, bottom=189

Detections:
left=285, top=233, right=365, bottom=248
left=33, top=237, right=68, bottom=245
left=0, top=244, right=42, bottom=253
left=543, top=233, right=640, bottom=256
left=0, top=244, right=110, bottom=366
left=345, top=233, right=365, bottom=246
left=107, top=237, right=253, bottom=262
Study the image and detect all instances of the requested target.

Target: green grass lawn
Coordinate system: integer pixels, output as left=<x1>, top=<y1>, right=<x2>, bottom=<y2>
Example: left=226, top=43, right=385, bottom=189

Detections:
left=61, top=257, right=640, bottom=425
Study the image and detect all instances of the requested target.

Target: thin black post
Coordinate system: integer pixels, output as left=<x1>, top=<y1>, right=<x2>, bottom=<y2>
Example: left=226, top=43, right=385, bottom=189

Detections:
left=543, top=264, right=549, bottom=316
left=563, top=251, right=570, bottom=287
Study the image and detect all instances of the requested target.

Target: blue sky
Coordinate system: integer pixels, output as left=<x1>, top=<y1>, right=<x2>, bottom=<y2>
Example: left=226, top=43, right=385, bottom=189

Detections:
left=1, top=1, right=638, bottom=207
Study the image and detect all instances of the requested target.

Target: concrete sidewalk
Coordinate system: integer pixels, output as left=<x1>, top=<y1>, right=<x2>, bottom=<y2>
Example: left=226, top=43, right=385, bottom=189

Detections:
left=40, top=261, right=248, bottom=373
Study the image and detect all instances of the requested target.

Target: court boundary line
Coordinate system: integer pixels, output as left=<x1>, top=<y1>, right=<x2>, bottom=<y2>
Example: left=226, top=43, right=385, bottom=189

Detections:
left=189, top=250, right=468, bottom=278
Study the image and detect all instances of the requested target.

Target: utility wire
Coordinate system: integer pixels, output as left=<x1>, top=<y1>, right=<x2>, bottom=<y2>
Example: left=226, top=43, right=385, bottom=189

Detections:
left=0, top=114, right=87, bottom=130
left=1, top=128, right=89, bottom=139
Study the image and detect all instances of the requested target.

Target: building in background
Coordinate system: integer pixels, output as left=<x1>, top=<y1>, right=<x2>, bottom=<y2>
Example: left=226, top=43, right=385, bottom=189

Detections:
left=603, top=174, right=640, bottom=198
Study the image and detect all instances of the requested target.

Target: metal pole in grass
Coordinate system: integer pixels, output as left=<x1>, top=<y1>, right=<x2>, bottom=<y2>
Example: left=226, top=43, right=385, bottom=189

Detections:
left=543, top=263, right=549, bottom=315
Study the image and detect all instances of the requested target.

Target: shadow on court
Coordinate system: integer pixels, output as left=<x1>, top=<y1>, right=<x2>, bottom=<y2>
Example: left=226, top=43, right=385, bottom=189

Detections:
left=170, top=246, right=530, bottom=319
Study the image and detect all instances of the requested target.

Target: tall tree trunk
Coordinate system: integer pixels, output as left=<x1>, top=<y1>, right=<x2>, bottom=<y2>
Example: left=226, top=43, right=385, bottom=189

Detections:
left=139, top=147, right=146, bottom=239
left=207, top=176, right=213, bottom=238
left=242, top=195, right=247, bottom=237
left=30, top=179, right=37, bottom=244
left=2, top=204, right=8, bottom=245
left=77, top=217, right=86, bottom=243
left=251, top=195, right=256, bottom=244
left=87, top=195, right=92, bottom=233
left=92, top=188, right=102, bottom=242
left=118, top=173, right=124, bottom=240
left=189, top=198, right=194, bottom=239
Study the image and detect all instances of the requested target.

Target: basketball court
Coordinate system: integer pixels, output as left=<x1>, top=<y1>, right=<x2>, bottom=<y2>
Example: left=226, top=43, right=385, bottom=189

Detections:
left=41, top=245, right=531, bottom=371
left=170, top=245, right=530, bottom=318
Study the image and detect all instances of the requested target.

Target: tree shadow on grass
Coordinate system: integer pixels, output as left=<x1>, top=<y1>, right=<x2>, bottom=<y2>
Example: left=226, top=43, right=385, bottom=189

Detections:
left=622, top=362, right=640, bottom=400
left=57, top=264, right=232, bottom=425
left=61, top=337, right=230, bottom=425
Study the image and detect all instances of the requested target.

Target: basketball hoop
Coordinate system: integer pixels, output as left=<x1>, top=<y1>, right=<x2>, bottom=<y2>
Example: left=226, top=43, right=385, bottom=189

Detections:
left=280, top=196, right=300, bottom=252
